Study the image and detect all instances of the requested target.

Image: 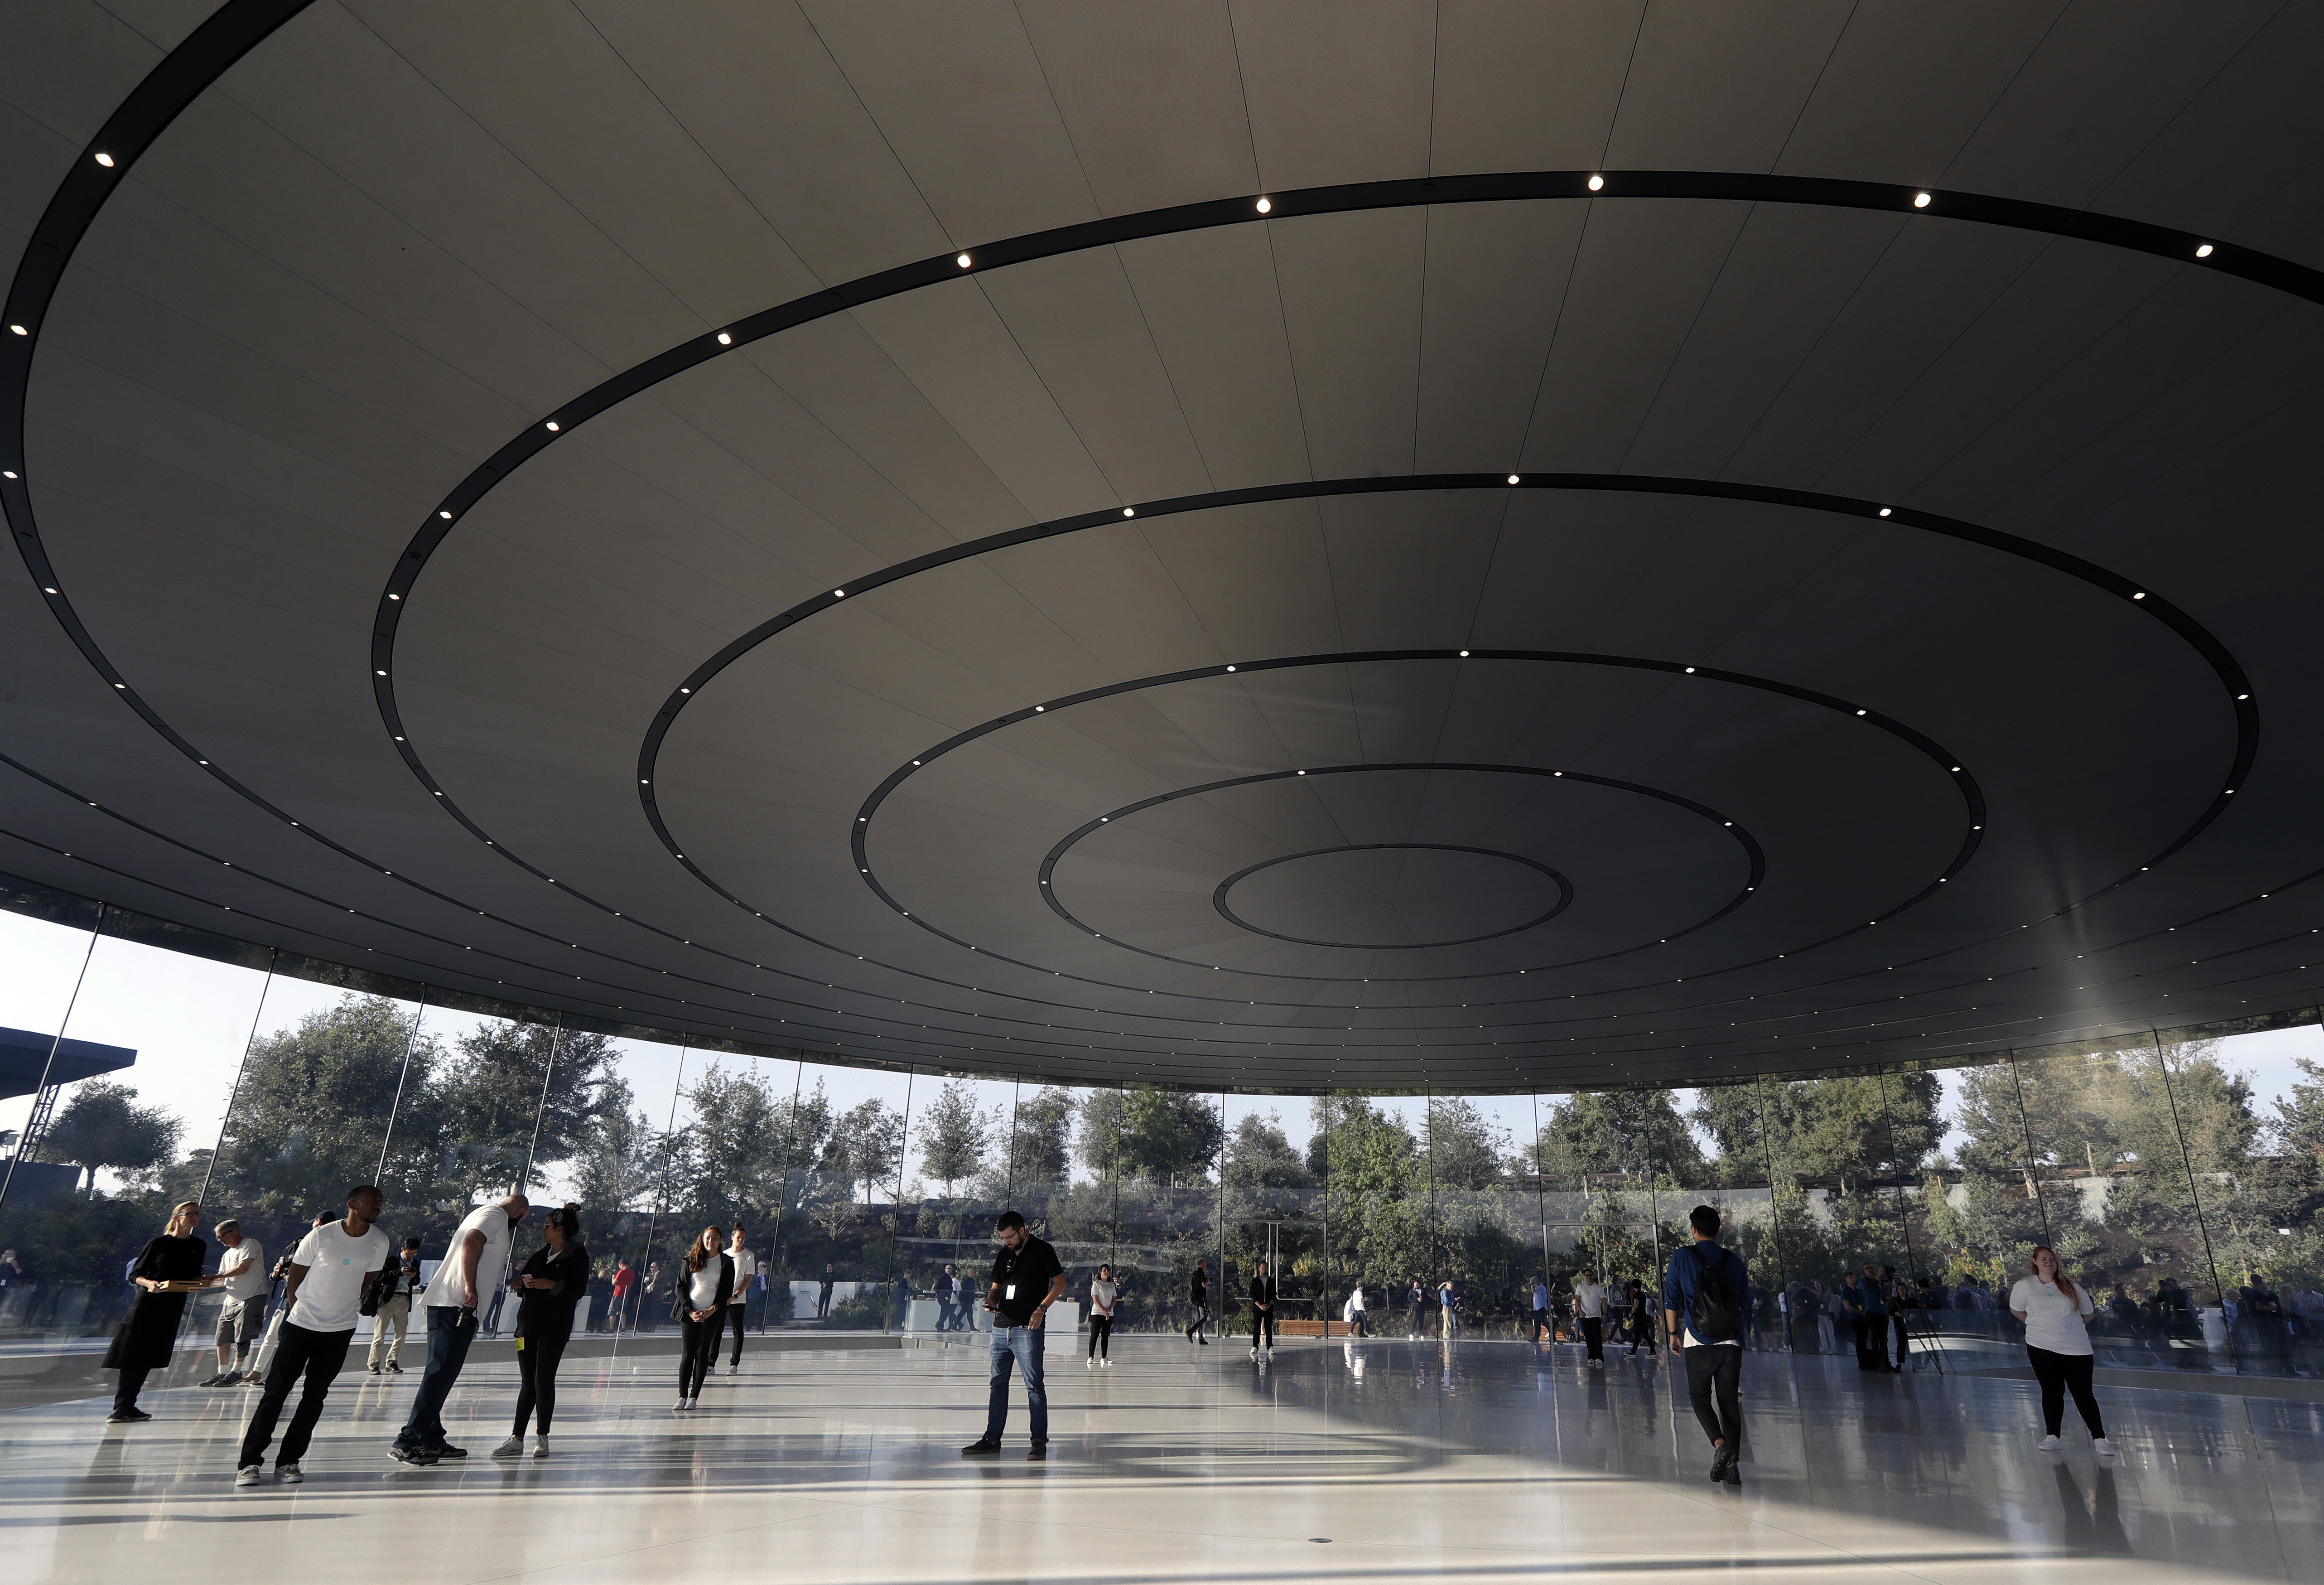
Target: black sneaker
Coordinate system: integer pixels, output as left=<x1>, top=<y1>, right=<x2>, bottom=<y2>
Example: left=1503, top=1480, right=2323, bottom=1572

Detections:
left=386, top=1361, right=404, bottom=1374
left=389, top=1445, right=439, bottom=1467
left=428, top=1442, right=468, bottom=1459
left=106, top=1408, right=151, bottom=1424
left=1707, top=1444, right=1731, bottom=1484
left=960, top=1440, right=1002, bottom=1456
left=1722, top=1460, right=1741, bottom=1485
left=1027, top=1445, right=1047, bottom=1461
left=368, top=1363, right=382, bottom=1375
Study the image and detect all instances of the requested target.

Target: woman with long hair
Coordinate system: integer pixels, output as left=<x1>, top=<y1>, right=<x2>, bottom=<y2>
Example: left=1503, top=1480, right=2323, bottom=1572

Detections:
left=673, top=1225, right=733, bottom=1411
left=2009, top=1246, right=2111, bottom=1456
left=104, top=1201, right=209, bottom=1423
left=495, top=1203, right=588, bottom=1458
left=1086, top=1263, right=1118, bottom=1367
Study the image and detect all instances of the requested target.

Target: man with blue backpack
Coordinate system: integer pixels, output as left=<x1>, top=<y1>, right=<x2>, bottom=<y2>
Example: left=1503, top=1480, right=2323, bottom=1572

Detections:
left=1663, top=1205, right=1751, bottom=1486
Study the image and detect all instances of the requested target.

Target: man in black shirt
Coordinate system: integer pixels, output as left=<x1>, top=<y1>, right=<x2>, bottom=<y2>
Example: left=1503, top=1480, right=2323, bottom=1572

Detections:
left=962, top=1211, right=1066, bottom=1459
left=1249, top=1260, right=1276, bottom=1358
left=1186, top=1260, right=1210, bottom=1344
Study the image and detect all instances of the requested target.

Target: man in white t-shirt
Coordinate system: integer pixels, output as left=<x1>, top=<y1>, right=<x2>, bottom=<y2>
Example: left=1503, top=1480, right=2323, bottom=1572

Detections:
left=1576, top=1268, right=1609, bottom=1366
left=391, top=1193, right=527, bottom=1466
left=725, top=1224, right=757, bottom=1375
left=203, top=1220, right=267, bottom=1387
left=235, top=1186, right=391, bottom=1486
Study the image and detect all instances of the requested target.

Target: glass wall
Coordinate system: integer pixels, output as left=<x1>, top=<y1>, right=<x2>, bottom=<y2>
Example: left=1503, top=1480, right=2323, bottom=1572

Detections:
left=2, top=899, right=2317, bottom=1381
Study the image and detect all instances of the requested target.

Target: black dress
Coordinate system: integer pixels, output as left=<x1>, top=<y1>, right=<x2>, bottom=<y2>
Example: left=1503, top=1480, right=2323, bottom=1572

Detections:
left=104, top=1235, right=205, bottom=1371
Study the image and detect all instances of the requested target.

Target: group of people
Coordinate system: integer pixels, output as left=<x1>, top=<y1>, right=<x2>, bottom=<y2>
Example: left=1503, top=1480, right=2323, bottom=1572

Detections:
left=98, top=1188, right=2126, bottom=1486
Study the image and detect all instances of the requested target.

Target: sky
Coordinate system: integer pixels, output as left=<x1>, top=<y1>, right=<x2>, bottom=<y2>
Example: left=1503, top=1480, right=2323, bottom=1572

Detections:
left=2, top=908, right=2317, bottom=1193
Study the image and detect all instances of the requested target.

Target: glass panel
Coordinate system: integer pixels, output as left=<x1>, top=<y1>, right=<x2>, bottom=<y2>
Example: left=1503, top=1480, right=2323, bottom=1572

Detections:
left=1906, top=1052, right=2054, bottom=1365
left=1426, top=1093, right=1531, bottom=1339
left=1106, top=1086, right=1224, bottom=1336
left=899, top=1070, right=1017, bottom=1333
left=1319, top=1092, right=1429, bottom=1339
left=1222, top=1092, right=1321, bottom=1348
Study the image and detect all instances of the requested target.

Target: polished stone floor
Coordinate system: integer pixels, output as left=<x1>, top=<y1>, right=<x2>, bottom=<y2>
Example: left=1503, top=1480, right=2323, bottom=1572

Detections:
left=1, top=1335, right=2315, bottom=1584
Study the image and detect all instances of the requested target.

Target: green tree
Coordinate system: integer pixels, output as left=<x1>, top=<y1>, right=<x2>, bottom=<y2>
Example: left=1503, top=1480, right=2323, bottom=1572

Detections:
left=919, top=1080, right=992, bottom=1194
left=1425, top=1097, right=1509, bottom=1189
left=568, top=1076, right=657, bottom=1219
left=1534, top=1089, right=1705, bottom=1184
left=1223, top=1112, right=1313, bottom=1193
left=1002, top=1087, right=1074, bottom=1188
left=435, top=1022, right=615, bottom=1201
left=1094, top=1089, right=1224, bottom=1186
left=210, top=995, right=442, bottom=1221
left=827, top=1097, right=904, bottom=1203
left=685, top=1067, right=791, bottom=1221
left=43, top=1080, right=180, bottom=1196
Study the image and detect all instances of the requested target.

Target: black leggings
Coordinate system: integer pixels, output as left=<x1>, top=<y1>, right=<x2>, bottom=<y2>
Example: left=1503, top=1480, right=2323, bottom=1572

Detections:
left=512, top=1323, right=571, bottom=1435
left=1582, top=1315, right=1604, bottom=1361
left=727, top=1304, right=748, bottom=1365
left=1251, top=1305, right=1273, bottom=1348
left=1088, top=1314, right=1113, bottom=1358
left=678, top=1315, right=719, bottom=1398
left=2027, top=1345, right=2105, bottom=1438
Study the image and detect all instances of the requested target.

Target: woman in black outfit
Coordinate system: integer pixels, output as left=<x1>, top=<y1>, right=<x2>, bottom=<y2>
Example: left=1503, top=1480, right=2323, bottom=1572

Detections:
left=105, top=1201, right=209, bottom=1423
left=673, top=1226, right=733, bottom=1412
left=495, top=1203, right=588, bottom=1458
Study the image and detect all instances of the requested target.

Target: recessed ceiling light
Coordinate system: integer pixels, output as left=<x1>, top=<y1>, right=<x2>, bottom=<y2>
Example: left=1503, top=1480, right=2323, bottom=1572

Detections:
left=833, top=588, right=845, bottom=597
left=1913, top=191, right=1931, bottom=208
left=439, top=509, right=453, bottom=520
left=955, top=252, right=972, bottom=269
left=1507, top=474, right=1520, bottom=485
left=1877, top=507, right=1892, bottom=517
left=1683, top=666, right=1695, bottom=674
left=1225, top=665, right=1235, bottom=672
left=716, top=331, right=733, bottom=345
left=1587, top=174, right=1604, bottom=192
left=376, top=669, right=387, bottom=676
left=1296, top=769, right=1306, bottom=775
left=1950, top=766, right=1961, bottom=772
left=544, top=420, right=559, bottom=432
left=7, top=325, right=24, bottom=335
left=2132, top=591, right=2146, bottom=599
left=43, top=585, right=56, bottom=594
left=1255, top=197, right=1272, bottom=213
left=2195, top=242, right=2214, bottom=259
left=2237, top=693, right=2250, bottom=700
left=1035, top=704, right=1044, bottom=711
left=1856, top=709, right=1866, bottom=715
left=94, top=152, right=114, bottom=168
left=387, top=592, right=400, bottom=600
left=4, top=470, right=18, bottom=478
left=1459, top=649, right=1470, bottom=657
left=1123, top=507, right=1134, bottom=517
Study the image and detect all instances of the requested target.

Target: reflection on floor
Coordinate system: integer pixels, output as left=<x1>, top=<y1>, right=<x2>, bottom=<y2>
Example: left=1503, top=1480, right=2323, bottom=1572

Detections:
left=1, top=1335, right=2315, bottom=1584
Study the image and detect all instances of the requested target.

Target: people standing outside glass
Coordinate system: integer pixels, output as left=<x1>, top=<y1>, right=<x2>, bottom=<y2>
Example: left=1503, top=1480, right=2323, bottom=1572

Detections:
left=1530, top=1276, right=1551, bottom=1344
left=496, top=1203, right=587, bottom=1456
left=1087, top=1263, right=1119, bottom=1368
left=816, top=1263, right=835, bottom=1320
left=1347, top=1279, right=1369, bottom=1339
left=1437, top=1278, right=1460, bottom=1340
left=962, top=1211, right=1065, bottom=1459
left=673, top=1226, right=732, bottom=1411
left=610, top=1257, right=635, bottom=1331
left=105, top=1200, right=207, bottom=1423
left=1249, top=1260, right=1277, bottom=1358
left=1839, top=1271, right=1872, bottom=1369
left=1627, top=1277, right=1655, bottom=1355
left=1859, top=1264, right=1896, bottom=1372
left=2010, top=1246, right=2112, bottom=1457
left=1663, top=1205, right=1750, bottom=1487
left=391, top=1191, right=528, bottom=1466
left=1185, top=1260, right=1210, bottom=1344
left=1576, top=1268, right=1608, bottom=1366
left=202, top=1219, right=266, bottom=1387
left=724, top=1223, right=756, bottom=1375
left=234, top=1186, right=392, bottom=1485
left=366, top=1236, right=421, bottom=1375
left=1407, top=1276, right=1428, bottom=1339
left=1882, top=1265, right=1911, bottom=1369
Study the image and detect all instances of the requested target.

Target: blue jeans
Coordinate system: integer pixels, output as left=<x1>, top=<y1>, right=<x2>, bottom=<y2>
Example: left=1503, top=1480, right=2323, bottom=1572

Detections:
left=396, top=1306, right=478, bottom=1450
left=984, top=1324, right=1047, bottom=1445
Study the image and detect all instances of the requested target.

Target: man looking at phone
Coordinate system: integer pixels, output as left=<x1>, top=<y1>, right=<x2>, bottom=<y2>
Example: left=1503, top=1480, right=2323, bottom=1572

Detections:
left=391, top=1192, right=527, bottom=1467
left=960, top=1211, right=1065, bottom=1460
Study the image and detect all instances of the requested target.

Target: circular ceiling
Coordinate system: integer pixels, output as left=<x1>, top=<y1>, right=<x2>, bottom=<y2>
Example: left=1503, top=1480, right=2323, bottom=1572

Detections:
left=5, top=2, right=2324, bottom=1091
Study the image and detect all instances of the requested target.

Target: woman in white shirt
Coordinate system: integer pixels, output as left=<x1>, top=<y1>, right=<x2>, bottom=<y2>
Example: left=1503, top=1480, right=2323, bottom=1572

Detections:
left=1575, top=1268, right=1608, bottom=1366
left=673, top=1226, right=733, bottom=1412
left=2008, top=1246, right=2111, bottom=1456
left=1345, top=1281, right=1367, bottom=1339
left=1086, top=1264, right=1119, bottom=1367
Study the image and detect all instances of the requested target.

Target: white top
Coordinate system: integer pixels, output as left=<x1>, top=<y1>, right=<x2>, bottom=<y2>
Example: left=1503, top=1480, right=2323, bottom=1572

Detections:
left=1576, top=1283, right=1607, bottom=1319
left=1347, top=1285, right=1366, bottom=1312
left=728, top=1246, right=757, bottom=1299
left=287, top=1222, right=391, bottom=1333
left=216, top=1239, right=267, bottom=1301
left=2009, top=1275, right=2095, bottom=1356
left=1090, top=1279, right=1118, bottom=1314
left=689, top=1261, right=725, bottom=1310
left=422, top=1203, right=516, bottom=1310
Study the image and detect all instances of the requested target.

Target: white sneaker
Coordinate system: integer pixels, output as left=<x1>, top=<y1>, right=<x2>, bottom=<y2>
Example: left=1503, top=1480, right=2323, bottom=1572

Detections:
left=1085, top=1357, right=1095, bottom=1369
left=276, top=1462, right=303, bottom=1484
left=491, top=1436, right=523, bottom=1458
left=1101, top=1358, right=1113, bottom=1368
left=532, top=1435, right=550, bottom=1459
left=688, top=1396, right=701, bottom=1411
left=674, top=1398, right=691, bottom=1412
left=2093, top=1438, right=2115, bottom=1458
left=235, top=1464, right=268, bottom=1487
left=725, top=1363, right=738, bottom=1376
left=1249, top=1348, right=1259, bottom=1358
left=2037, top=1434, right=2063, bottom=1451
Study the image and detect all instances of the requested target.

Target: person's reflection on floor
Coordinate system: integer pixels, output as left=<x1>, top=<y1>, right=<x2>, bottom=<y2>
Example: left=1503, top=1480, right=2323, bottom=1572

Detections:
left=1342, top=1339, right=1365, bottom=1382
left=2052, top=1459, right=2132, bottom=1555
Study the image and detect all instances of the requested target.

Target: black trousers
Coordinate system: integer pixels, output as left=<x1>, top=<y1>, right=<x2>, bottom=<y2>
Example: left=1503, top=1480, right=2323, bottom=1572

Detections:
left=1582, top=1315, right=1604, bottom=1361
left=727, top=1303, right=748, bottom=1365
left=1087, top=1313, right=1113, bottom=1358
left=511, top=1322, right=572, bottom=1435
left=1250, top=1305, right=1273, bottom=1348
left=239, top=1321, right=352, bottom=1469
left=2027, top=1345, right=2105, bottom=1438
left=1684, top=1344, right=1743, bottom=1450
left=1891, top=1312, right=1910, bottom=1366
left=112, top=1365, right=153, bottom=1414
left=1185, top=1300, right=1208, bottom=1340
left=1531, top=1308, right=1549, bottom=1343
left=678, top=1315, right=718, bottom=1397
left=1851, top=1315, right=1876, bottom=1368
